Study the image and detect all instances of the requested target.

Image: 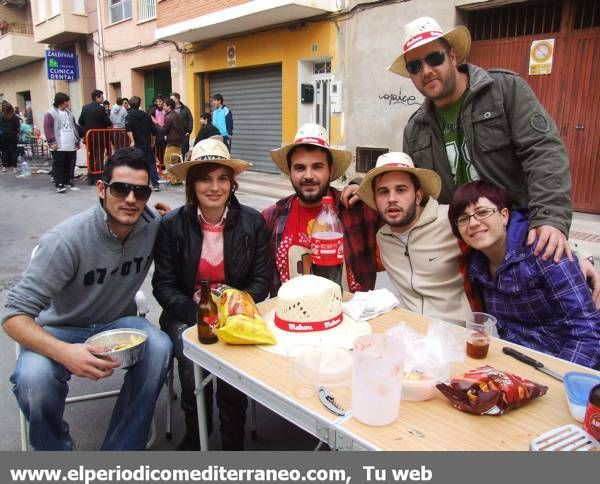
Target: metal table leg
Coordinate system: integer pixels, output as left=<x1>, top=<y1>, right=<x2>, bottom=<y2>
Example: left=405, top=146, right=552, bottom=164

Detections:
left=194, top=365, right=215, bottom=451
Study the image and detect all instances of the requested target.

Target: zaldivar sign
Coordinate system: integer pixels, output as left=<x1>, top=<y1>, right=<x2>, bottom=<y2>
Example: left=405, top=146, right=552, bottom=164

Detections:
left=46, top=50, right=79, bottom=81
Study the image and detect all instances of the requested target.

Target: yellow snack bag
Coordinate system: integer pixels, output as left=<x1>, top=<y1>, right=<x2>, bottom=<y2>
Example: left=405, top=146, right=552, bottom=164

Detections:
left=214, top=286, right=276, bottom=345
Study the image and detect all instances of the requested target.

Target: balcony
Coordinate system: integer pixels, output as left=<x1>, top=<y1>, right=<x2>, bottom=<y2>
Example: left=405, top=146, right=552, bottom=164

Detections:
left=0, top=23, right=45, bottom=72
left=155, top=0, right=338, bottom=43
left=33, top=0, right=89, bottom=45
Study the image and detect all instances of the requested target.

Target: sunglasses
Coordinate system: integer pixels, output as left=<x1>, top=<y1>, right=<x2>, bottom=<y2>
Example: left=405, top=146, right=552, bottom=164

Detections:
left=405, top=50, right=446, bottom=75
left=103, top=181, right=152, bottom=201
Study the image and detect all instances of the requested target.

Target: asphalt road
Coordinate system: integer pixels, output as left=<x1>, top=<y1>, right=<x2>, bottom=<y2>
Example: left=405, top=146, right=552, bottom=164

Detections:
left=0, top=162, right=393, bottom=451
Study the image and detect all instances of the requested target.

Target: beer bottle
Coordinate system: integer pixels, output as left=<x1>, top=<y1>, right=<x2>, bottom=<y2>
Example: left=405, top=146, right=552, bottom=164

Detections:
left=310, top=196, right=344, bottom=289
left=584, top=383, right=600, bottom=440
left=197, top=280, right=218, bottom=344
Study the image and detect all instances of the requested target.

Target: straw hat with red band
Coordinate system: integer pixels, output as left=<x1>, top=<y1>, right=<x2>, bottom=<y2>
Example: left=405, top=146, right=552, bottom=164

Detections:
left=356, top=152, right=442, bottom=210
left=259, top=275, right=371, bottom=356
left=388, top=16, right=471, bottom=78
left=169, top=138, right=251, bottom=179
left=270, top=123, right=352, bottom=181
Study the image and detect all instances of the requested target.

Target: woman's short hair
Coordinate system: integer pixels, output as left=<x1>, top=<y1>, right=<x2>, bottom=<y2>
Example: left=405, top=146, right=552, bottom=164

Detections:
left=201, top=112, right=212, bottom=123
left=448, top=180, right=513, bottom=239
left=185, top=162, right=239, bottom=208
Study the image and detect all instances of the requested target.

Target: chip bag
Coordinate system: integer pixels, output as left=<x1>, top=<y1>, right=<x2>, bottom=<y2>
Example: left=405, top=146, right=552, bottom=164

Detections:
left=436, top=365, right=548, bottom=415
left=214, top=286, right=276, bottom=345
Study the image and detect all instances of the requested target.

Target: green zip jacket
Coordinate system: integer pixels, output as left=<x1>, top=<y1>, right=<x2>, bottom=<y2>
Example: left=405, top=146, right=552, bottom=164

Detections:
left=403, top=63, right=572, bottom=235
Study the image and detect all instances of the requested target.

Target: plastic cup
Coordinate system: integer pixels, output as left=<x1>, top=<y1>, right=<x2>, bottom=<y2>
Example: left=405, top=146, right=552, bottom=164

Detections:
left=465, top=312, right=497, bottom=359
left=288, top=345, right=322, bottom=399
left=351, top=334, right=405, bottom=426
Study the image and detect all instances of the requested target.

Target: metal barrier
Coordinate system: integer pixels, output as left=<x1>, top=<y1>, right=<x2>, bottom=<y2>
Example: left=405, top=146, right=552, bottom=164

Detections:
left=85, top=128, right=129, bottom=177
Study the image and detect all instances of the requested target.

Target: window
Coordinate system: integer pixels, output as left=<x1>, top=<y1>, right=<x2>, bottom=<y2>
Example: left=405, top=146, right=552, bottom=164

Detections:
left=574, top=0, right=600, bottom=29
left=138, top=0, right=156, bottom=21
left=356, top=147, right=389, bottom=173
left=72, top=0, right=86, bottom=14
left=109, top=0, right=132, bottom=24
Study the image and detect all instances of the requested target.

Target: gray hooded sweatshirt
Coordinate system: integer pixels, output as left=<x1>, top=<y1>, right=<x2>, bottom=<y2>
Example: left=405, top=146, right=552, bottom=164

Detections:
left=2, top=202, right=159, bottom=328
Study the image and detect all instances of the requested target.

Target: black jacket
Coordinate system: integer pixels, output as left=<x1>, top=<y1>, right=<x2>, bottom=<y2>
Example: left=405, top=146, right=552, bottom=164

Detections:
left=78, top=102, right=111, bottom=133
left=152, top=196, right=272, bottom=327
left=125, top=108, right=156, bottom=149
left=175, top=103, right=193, bottom=135
left=193, top=124, right=220, bottom=146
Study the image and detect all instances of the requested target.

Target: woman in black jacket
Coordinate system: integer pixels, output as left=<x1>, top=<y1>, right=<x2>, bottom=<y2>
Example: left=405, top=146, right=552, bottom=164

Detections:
left=0, top=103, right=20, bottom=172
left=152, top=138, right=271, bottom=451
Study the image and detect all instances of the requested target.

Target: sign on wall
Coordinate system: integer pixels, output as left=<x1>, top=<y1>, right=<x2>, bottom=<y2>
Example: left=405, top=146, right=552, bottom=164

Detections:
left=46, top=50, right=79, bottom=81
left=529, top=39, right=555, bottom=76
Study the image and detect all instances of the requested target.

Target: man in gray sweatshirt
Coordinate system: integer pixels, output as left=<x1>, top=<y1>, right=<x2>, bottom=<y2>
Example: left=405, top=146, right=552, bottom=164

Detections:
left=2, top=147, right=172, bottom=450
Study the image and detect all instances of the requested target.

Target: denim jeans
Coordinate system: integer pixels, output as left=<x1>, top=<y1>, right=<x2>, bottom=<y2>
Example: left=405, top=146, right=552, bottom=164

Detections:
left=11, top=316, right=172, bottom=450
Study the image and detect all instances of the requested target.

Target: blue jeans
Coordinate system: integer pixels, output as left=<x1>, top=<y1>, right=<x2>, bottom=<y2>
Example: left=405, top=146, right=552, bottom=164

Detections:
left=11, top=316, right=172, bottom=450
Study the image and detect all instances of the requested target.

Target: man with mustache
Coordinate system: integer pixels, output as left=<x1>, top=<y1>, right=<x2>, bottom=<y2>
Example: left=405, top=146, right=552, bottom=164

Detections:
left=356, top=152, right=475, bottom=323
left=263, top=123, right=379, bottom=294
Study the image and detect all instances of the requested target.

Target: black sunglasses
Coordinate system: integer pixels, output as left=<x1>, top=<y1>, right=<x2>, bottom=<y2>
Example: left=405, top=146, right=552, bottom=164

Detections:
left=103, top=181, right=152, bottom=201
left=405, top=50, right=446, bottom=75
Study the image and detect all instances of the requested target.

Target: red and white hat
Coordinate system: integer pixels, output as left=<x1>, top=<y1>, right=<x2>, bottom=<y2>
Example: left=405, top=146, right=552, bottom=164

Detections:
left=270, top=123, right=352, bottom=181
left=388, top=17, right=471, bottom=77
left=356, top=152, right=441, bottom=210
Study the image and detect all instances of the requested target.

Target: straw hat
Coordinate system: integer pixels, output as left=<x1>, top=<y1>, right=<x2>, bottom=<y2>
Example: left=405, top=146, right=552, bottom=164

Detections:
left=258, top=275, right=371, bottom=356
left=169, top=138, right=251, bottom=179
left=356, top=152, right=441, bottom=210
left=388, top=16, right=471, bottom=77
left=270, top=123, right=352, bottom=181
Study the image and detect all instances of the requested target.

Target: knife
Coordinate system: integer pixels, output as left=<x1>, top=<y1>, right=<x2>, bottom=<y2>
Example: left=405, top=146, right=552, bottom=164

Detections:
left=502, top=347, right=563, bottom=382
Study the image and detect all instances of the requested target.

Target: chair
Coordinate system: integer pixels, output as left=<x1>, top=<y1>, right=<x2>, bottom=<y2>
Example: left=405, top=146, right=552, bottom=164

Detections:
left=16, top=285, right=156, bottom=450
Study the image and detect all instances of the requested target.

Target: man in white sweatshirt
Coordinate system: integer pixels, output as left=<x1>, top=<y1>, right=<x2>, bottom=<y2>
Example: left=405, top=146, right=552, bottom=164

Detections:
left=2, top=147, right=172, bottom=450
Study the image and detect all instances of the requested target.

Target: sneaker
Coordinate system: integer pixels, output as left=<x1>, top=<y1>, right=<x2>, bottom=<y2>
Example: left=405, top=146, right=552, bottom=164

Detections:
left=1, top=167, right=6, bottom=173
left=153, top=185, right=161, bottom=192
left=68, top=185, right=80, bottom=191
left=56, top=186, right=66, bottom=193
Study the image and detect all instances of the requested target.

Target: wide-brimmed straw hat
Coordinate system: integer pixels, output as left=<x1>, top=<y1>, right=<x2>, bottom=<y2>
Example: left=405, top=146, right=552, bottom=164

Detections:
left=388, top=16, right=471, bottom=77
left=270, top=123, right=352, bottom=181
left=356, top=152, right=441, bottom=210
left=169, top=138, right=251, bottom=179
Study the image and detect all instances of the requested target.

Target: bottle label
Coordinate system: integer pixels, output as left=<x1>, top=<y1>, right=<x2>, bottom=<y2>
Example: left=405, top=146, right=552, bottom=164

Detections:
left=310, top=235, right=343, bottom=266
left=203, top=314, right=219, bottom=330
left=584, top=402, right=600, bottom=440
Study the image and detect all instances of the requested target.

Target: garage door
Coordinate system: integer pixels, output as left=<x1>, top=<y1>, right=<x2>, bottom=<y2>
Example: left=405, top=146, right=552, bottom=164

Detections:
left=209, top=64, right=282, bottom=173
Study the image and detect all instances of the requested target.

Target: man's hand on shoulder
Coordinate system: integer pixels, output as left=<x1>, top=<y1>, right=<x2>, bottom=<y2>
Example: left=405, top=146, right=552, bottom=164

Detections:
left=154, top=202, right=172, bottom=216
left=341, top=184, right=360, bottom=209
left=527, top=225, right=573, bottom=263
left=59, top=343, right=119, bottom=380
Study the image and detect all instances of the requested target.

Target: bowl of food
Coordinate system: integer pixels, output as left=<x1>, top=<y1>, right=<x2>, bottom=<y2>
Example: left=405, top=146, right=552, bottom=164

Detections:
left=86, top=328, right=147, bottom=368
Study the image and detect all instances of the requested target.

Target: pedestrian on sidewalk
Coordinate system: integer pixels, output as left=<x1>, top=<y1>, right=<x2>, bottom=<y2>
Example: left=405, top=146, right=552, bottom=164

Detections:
left=162, top=99, right=185, bottom=185
left=170, top=93, right=193, bottom=158
left=0, top=102, right=20, bottom=173
left=125, top=96, right=160, bottom=191
left=211, top=94, right=233, bottom=152
left=44, top=93, right=80, bottom=193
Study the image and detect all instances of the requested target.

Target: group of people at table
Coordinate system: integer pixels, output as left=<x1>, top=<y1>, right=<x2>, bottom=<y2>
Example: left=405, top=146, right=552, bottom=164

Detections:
left=2, top=17, right=599, bottom=451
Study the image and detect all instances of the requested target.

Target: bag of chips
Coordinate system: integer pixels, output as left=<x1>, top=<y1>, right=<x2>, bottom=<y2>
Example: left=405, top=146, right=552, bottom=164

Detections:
left=436, top=365, right=548, bottom=415
left=214, top=286, right=276, bottom=345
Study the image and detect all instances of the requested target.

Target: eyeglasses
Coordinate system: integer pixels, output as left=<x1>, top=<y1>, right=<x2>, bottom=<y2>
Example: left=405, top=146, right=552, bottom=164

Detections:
left=103, top=181, right=152, bottom=201
left=405, top=51, right=446, bottom=75
left=456, top=207, right=498, bottom=227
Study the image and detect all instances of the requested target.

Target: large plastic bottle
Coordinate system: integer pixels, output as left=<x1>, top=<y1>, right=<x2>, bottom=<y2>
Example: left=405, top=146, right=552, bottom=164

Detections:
left=309, top=196, right=344, bottom=289
left=19, top=156, right=31, bottom=177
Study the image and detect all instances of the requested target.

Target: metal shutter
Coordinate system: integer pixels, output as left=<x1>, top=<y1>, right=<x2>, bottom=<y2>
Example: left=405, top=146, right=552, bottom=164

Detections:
left=209, top=64, right=282, bottom=173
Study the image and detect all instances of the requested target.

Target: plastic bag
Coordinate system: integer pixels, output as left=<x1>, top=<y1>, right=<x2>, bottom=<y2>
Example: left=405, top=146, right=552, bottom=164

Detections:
left=385, top=320, right=465, bottom=397
left=214, top=286, right=276, bottom=345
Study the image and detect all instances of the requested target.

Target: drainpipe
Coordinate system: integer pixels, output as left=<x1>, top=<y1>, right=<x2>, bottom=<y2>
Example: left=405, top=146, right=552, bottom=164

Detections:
left=96, top=0, right=108, bottom=94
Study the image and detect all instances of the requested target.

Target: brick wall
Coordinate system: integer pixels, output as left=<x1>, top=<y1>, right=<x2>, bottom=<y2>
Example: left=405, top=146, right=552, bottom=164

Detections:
left=157, top=0, right=251, bottom=29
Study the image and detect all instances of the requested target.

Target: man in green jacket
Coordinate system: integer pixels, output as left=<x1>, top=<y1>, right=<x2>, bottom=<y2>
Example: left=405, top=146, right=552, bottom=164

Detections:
left=390, top=17, right=572, bottom=263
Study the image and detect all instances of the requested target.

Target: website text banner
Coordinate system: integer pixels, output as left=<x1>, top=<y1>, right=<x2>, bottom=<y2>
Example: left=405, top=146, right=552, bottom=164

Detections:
left=1, top=452, right=597, bottom=484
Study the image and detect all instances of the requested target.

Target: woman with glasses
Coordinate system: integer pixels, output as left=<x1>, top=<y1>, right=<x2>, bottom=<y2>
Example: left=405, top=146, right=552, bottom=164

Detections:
left=448, top=180, right=600, bottom=369
left=152, top=138, right=271, bottom=450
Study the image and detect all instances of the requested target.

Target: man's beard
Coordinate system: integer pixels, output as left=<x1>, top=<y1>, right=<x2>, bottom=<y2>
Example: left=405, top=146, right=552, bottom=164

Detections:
left=293, top=179, right=330, bottom=205
left=383, top=200, right=418, bottom=229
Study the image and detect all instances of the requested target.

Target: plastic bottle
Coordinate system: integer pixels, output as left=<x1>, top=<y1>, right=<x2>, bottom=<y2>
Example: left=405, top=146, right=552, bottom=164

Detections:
left=309, top=196, right=344, bottom=289
left=19, top=156, right=31, bottom=177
